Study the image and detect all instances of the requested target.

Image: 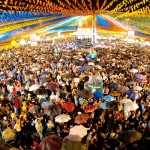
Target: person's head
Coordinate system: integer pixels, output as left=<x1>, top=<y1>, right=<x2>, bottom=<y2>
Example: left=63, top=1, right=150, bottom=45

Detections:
left=3, top=116, right=7, bottom=121
left=92, top=128, right=96, bottom=133
left=37, top=119, right=41, bottom=124
left=64, top=124, right=67, bottom=129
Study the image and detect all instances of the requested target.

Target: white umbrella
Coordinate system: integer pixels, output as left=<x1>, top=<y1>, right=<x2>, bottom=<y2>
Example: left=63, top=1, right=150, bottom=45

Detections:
left=88, top=62, right=95, bottom=66
left=120, top=99, right=132, bottom=104
left=74, top=78, right=80, bottom=83
left=32, top=67, right=38, bottom=72
left=79, top=58, right=85, bottom=61
left=134, top=86, right=142, bottom=91
left=69, top=125, right=88, bottom=138
left=55, top=114, right=71, bottom=123
left=124, top=102, right=139, bottom=112
left=130, top=69, right=138, bottom=73
left=29, top=84, right=40, bottom=91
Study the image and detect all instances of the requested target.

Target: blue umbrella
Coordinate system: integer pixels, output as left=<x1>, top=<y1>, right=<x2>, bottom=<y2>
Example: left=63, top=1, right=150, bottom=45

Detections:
left=93, top=91, right=103, bottom=98
left=41, top=101, right=54, bottom=108
left=136, top=74, right=144, bottom=79
left=44, top=94, right=49, bottom=99
left=88, top=54, right=97, bottom=59
left=103, top=95, right=115, bottom=101
left=77, top=67, right=85, bottom=72
left=51, top=63, right=57, bottom=67
left=126, top=81, right=136, bottom=85
left=100, top=103, right=108, bottom=109
left=126, top=90, right=138, bottom=100
left=9, top=71, right=15, bottom=77
left=0, top=76, right=5, bottom=80
left=110, top=82, right=118, bottom=90
left=78, top=97, right=84, bottom=105
left=64, top=60, right=70, bottom=64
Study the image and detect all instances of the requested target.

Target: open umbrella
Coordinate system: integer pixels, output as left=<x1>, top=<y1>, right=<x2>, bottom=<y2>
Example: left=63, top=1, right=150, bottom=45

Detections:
left=61, top=141, right=88, bottom=150
left=29, top=84, right=40, bottom=91
left=87, top=80, right=103, bottom=89
left=93, top=91, right=103, bottom=98
left=136, top=74, right=144, bottom=79
left=130, top=69, right=138, bottom=73
left=38, top=135, right=63, bottom=150
left=126, top=81, right=136, bottom=86
left=45, top=82, right=57, bottom=90
left=120, top=99, right=132, bottom=104
left=74, top=114, right=89, bottom=124
left=134, top=86, right=142, bottom=91
left=85, top=105, right=97, bottom=113
left=126, top=90, right=138, bottom=100
left=63, top=102, right=75, bottom=112
left=77, top=90, right=93, bottom=98
left=110, top=83, right=118, bottom=90
left=100, top=103, right=108, bottom=109
left=44, top=105, right=62, bottom=116
left=103, top=95, right=115, bottom=102
left=88, top=62, right=95, bottom=66
left=63, top=134, right=81, bottom=142
left=41, top=101, right=54, bottom=108
left=77, top=67, right=86, bottom=72
left=2, top=128, right=16, bottom=142
left=119, top=130, right=142, bottom=144
left=117, top=85, right=129, bottom=94
left=69, top=125, right=88, bottom=139
left=106, top=101, right=123, bottom=111
left=124, top=102, right=139, bottom=112
left=44, top=105, right=55, bottom=116
left=79, top=58, right=85, bottom=61
left=88, top=54, right=97, bottom=59
left=55, top=114, right=71, bottom=123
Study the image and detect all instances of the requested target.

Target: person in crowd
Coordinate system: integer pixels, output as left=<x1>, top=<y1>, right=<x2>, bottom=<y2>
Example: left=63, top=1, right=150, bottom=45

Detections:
left=0, top=38, right=149, bottom=149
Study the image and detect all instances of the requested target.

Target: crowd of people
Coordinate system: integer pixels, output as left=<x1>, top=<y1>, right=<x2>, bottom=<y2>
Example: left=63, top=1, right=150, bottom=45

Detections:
left=0, top=38, right=150, bottom=150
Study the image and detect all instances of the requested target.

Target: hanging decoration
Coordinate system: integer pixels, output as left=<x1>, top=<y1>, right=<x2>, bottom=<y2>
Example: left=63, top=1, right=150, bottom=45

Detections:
left=0, top=0, right=149, bottom=17
left=0, top=0, right=149, bottom=44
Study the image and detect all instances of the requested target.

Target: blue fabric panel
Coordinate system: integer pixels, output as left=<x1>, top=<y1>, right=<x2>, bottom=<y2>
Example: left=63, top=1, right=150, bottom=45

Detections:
left=96, top=15, right=112, bottom=28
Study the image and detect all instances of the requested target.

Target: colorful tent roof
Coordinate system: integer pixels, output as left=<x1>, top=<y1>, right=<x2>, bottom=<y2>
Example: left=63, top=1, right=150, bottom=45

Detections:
left=0, top=0, right=149, bottom=43
left=0, top=0, right=149, bottom=16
